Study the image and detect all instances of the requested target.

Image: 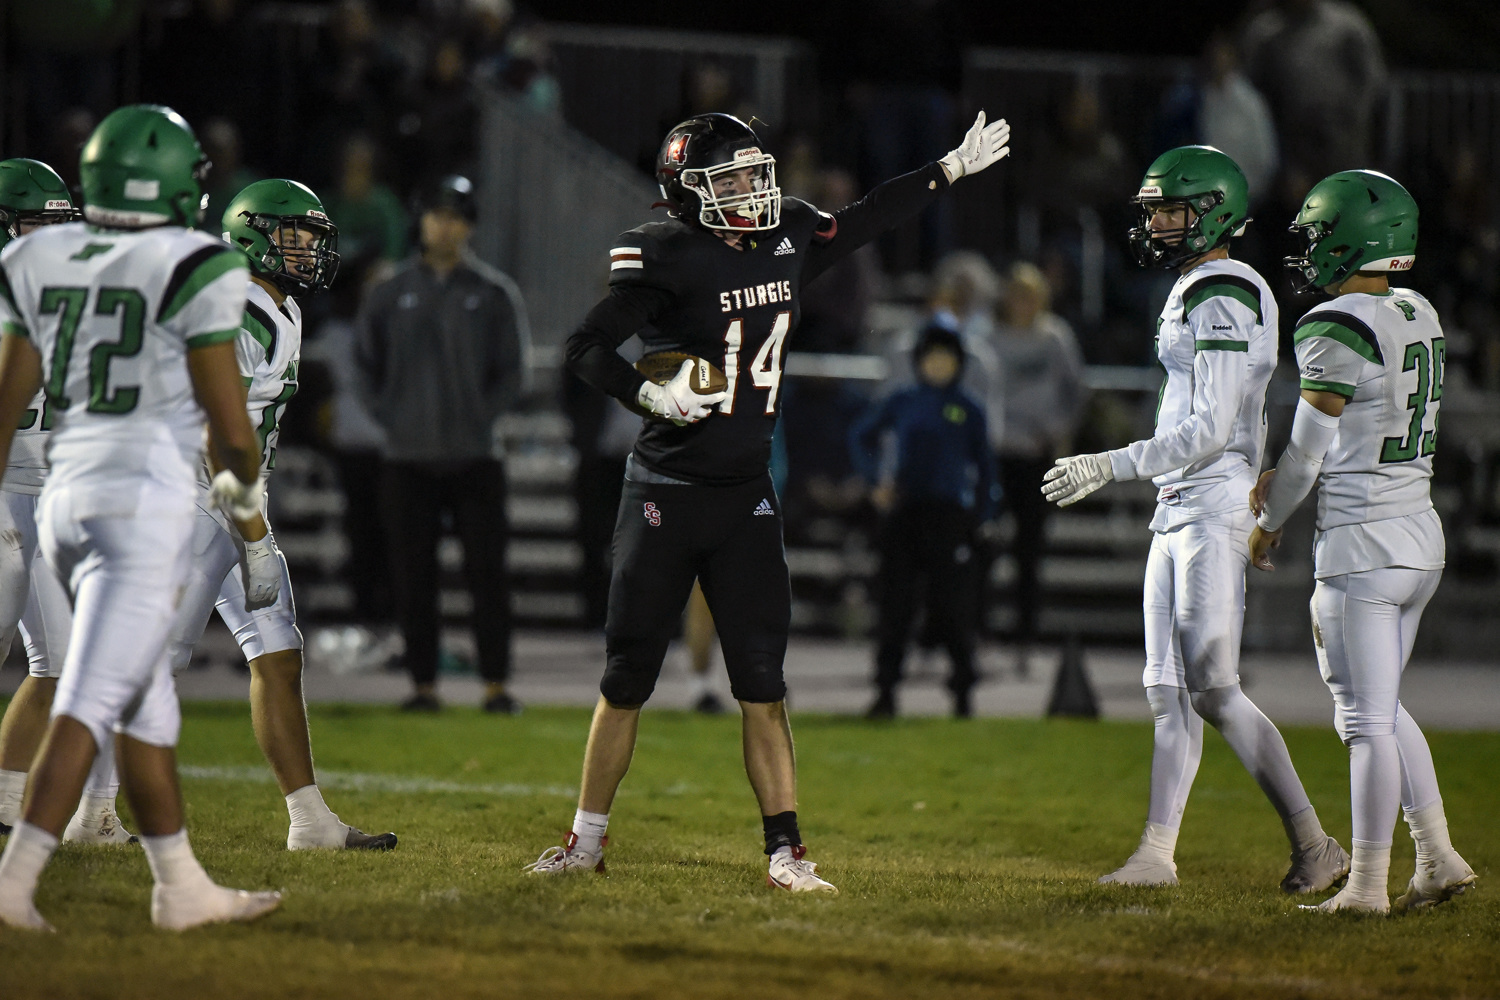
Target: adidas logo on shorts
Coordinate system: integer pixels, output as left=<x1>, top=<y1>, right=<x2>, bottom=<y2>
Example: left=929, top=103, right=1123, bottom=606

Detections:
left=753, top=498, right=775, bottom=515
left=772, top=237, right=795, bottom=256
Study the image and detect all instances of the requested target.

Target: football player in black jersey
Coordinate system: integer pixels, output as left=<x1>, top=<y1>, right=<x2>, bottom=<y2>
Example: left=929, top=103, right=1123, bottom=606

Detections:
left=526, top=111, right=1011, bottom=891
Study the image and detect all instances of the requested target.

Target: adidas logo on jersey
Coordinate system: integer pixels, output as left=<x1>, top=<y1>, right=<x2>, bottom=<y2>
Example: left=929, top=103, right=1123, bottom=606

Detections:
left=753, top=498, right=775, bottom=515
left=772, top=238, right=795, bottom=256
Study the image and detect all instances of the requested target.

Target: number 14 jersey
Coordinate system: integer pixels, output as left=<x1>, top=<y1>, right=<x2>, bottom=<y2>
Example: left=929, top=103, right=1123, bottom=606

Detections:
left=1293, top=288, right=1445, bottom=575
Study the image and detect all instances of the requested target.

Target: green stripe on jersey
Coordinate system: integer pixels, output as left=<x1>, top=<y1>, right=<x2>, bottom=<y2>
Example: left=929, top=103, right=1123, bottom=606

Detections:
left=241, top=308, right=275, bottom=355
left=1300, top=377, right=1356, bottom=398
left=1183, top=281, right=1262, bottom=323
left=1195, top=338, right=1249, bottom=352
left=186, top=328, right=240, bottom=349
left=159, top=248, right=246, bottom=324
left=2, top=320, right=28, bottom=339
left=1293, top=313, right=1384, bottom=364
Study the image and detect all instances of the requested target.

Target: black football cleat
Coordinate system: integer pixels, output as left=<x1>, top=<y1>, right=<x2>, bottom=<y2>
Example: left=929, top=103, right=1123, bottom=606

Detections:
left=346, top=827, right=398, bottom=851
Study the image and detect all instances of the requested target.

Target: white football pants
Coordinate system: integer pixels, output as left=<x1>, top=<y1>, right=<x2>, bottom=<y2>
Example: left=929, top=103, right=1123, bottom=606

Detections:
left=39, top=486, right=194, bottom=751
left=1311, top=566, right=1444, bottom=845
left=2, top=490, right=74, bottom=678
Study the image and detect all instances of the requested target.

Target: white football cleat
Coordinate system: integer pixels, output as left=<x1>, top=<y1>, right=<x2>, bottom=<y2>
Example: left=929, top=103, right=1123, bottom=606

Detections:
left=523, top=832, right=606, bottom=875
left=767, top=846, right=837, bottom=894
left=151, top=881, right=282, bottom=931
left=0, top=895, right=54, bottom=932
left=1282, top=836, right=1351, bottom=894
left=1300, top=885, right=1389, bottom=914
left=63, top=804, right=138, bottom=845
left=1098, top=852, right=1178, bottom=886
left=1394, top=851, right=1476, bottom=911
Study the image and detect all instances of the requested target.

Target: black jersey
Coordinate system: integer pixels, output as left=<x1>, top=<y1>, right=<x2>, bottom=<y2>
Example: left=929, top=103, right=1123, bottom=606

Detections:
left=566, top=161, right=949, bottom=486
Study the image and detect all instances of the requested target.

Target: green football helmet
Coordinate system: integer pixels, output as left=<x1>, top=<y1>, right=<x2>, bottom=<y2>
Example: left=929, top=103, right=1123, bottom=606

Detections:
left=79, top=104, right=209, bottom=228
left=222, top=178, right=340, bottom=296
left=1128, top=145, right=1250, bottom=269
left=1284, top=169, right=1418, bottom=292
left=0, top=158, right=81, bottom=250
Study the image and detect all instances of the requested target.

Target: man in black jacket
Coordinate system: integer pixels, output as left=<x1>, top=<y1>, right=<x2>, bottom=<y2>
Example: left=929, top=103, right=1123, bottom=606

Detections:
left=354, top=175, right=530, bottom=713
left=525, top=112, right=1011, bottom=891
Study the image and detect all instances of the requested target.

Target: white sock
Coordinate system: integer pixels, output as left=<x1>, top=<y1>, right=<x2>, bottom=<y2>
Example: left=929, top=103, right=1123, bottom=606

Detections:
left=571, top=809, right=609, bottom=855
left=1284, top=805, right=1328, bottom=855
left=286, top=785, right=339, bottom=830
left=1404, top=800, right=1454, bottom=866
left=1395, top=705, right=1442, bottom=812
left=0, top=821, right=59, bottom=906
left=1145, top=685, right=1203, bottom=828
left=72, top=792, right=118, bottom=822
left=81, top=740, right=121, bottom=800
left=1345, top=839, right=1392, bottom=902
left=1137, top=821, right=1179, bottom=862
left=0, top=769, right=26, bottom=826
left=140, top=829, right=211, bottom=888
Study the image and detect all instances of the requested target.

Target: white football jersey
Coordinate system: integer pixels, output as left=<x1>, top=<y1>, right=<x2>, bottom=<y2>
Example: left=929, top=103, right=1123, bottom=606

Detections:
left=234, top=281, right=300, bottom=481
left=1294, top=288, right=1445, bottom=575
left=0, top=221, right=247, bottom=516
left=1109, top=257, right=1278, bottom=531
left=2, top=387, right=50, bottom=494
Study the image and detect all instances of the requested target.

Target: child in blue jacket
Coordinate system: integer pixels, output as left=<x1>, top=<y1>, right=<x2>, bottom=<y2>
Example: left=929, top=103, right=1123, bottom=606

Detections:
left=851, top=323, right=997, bottom=718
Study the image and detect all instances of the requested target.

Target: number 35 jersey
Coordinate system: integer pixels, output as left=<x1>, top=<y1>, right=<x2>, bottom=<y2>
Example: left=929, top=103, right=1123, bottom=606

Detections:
left=0, top=222, right=248, bottom=515
left=1293, top=289, right=1445, bottom=574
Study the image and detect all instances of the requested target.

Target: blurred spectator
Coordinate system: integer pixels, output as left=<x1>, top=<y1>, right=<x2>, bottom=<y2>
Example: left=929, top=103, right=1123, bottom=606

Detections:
left=353, top=176, right=530, bottom=713
left=1156, top=31, right=1280, bottom=199
left=988, top=263, right=1086, bottom=663
left=13, top=2, right=132, bottom=151
left=1242, top=0, right=1386, bottom=206
left=500, top=21, right=563, bottom=117
left=1036, top=83, right=1130, bottom=217
left=308, top=0, right=413, bottom=158
left=323, top=134, right=409, bottom=284
left=200, top=118, right=261, bottom=235
left=852, top=323, right=996, bottom=719
left=395, top=37, right=481, bottom=190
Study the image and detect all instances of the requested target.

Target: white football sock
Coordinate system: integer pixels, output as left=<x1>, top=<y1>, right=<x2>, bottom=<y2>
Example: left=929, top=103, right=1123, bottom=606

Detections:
left=1349, top=734, right=1402, bottom=845
left=286, top=785, right=339, bottom=830
left=1192, top=685, right=1313, bottom=830
left=0, top=769, right=26, bottom=826
left=571, top=808, right=609, bottom=855
left=1404, top=801, right=1455, bottom=866
left=1145, top=685, right=1202, bottom=828
left=1394, top=705, right=1441, bottom=813
left=0, top=821, right=59, bottom=905
left=1345, top=839, right=1393, bottom=903
left=140, top=829, right=212, bottom=889
left=1138, top=821, right=1179, bottom=862
left=81, top=740, right=121, bottom=799
left=1283, top=805, right=1328, bottom=854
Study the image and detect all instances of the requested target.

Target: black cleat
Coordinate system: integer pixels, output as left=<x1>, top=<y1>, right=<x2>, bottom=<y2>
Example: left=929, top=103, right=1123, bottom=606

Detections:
left=0, top=821, right=12, bottom=836
left=346, top=827, right=398, bottom=850
left=693, top=691, right=726, bottom=715
left=401, top=692, right=442, bottom=713
left=482, top=691, right=523, bottom=715
left=865, top=690, right=896, bottom=720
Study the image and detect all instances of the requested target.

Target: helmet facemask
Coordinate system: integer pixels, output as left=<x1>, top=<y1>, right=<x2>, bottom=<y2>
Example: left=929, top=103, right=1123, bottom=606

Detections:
left=1283, top=217, right=1354, bottom=293
left=1128, top=190, right=1237, bottom=269
left=234, top=211, right=341, bottom=296
left=679, top=150, right=781, bottom=232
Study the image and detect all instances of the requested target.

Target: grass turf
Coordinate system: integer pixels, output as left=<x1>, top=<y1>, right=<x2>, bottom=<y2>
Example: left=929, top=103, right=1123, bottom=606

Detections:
left=0, top=702, right=1495, bottom=999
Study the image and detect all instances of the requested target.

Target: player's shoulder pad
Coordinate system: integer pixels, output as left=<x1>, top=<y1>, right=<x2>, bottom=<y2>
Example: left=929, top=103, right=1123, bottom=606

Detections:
left=1293, top=302, right=1384, bottom=365
left=242, top=286, right=280, bottom=359
left=1180, top=263, right=1265, bottom=326
left=157, top=233, right=247, bottom=324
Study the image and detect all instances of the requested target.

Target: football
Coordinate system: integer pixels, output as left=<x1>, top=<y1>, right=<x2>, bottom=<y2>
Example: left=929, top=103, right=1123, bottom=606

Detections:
left=635, top=351, right=729, bottom=394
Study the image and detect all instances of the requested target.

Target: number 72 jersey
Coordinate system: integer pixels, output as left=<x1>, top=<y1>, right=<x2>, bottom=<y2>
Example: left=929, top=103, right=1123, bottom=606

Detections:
left=1293, top=288, right=1444, bottom=531
left=0, top=222, right=247, bottom=507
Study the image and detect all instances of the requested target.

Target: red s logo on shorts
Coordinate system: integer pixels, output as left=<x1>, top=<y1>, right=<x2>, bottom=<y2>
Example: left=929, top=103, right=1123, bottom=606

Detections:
left=643, top=502, right=662, bottom=526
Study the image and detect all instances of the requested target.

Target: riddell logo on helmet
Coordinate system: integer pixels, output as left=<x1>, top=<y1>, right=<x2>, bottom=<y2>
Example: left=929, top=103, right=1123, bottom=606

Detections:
left=1388, top=256, right=1414, bottom=270
left=44, top=199, right=70, bottom=210
left=1138, top=186, right=1163, bottom=198
left=734, top=147, right=762, bottom=160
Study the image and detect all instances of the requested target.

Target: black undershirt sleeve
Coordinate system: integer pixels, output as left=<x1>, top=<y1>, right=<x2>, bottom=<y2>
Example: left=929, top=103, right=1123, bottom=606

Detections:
left=564, top=283, right=676, bottom=402
left=803, top=162, right=951, bottom=284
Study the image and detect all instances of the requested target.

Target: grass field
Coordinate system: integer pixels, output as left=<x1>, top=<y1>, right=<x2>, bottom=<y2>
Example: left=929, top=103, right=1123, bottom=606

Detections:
left=0, top=701, right=1495, bottom=999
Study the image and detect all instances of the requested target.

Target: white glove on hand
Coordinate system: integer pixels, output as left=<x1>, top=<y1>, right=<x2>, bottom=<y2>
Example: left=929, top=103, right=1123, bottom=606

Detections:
left=208, top=469, right=265, bottom=521
left=239, top=534, right=282, bottom=611
left=939, top=111, right=1012, bottom=180
left=637, top=359, right=728, bottom=427
left=1041, top=453, right=1115, bottom=507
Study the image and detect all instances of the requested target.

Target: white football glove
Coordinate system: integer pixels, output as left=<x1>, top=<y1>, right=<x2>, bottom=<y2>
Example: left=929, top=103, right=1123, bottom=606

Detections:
left=939, top=111, right=1012, bottom=180
left=1041, top=453, right=1115, bottom=507
left=637, top=359, right=728, bottom=426
left=208, top=469, right=265, bottom=521
left=239, top=533, right=282, bottom=611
